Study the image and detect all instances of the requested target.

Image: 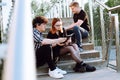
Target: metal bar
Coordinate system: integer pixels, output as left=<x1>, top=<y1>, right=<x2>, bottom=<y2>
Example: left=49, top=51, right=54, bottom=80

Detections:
left=106, top=12, right=114, bottom=66
left=89, top=0, right=94, bottom=44
left=95, top=0, right=110, bottom=10
left=99, top=5, right=106, bottom=60
left=113, top=14, right=120, bottom=72
left=95, top=0, right=120, bottom=11
left=108, top=63, right=117, bottom=70
left=2, top=0, right=36, bottom=80
left=0, top=6, right=3, bottom=43
left=109, top=5, right=120, bottom=11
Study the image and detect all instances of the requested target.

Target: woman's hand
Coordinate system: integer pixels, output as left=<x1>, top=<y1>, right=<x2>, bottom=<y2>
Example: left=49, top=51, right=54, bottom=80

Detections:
left=57, top=37, right=72, bottom=46
left=65, top=37, right=72, bottom=45
left=57, top=37, right=67, bottom=43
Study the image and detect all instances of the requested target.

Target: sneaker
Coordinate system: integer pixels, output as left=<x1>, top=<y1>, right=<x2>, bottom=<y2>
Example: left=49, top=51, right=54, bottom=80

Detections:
left=48, top=69, right=64, bottom=79
left=79, top=47, right=83, bottom=52
left=82, top=63, right=96, bottom=72
left=56, top=67, right=67, bottom=75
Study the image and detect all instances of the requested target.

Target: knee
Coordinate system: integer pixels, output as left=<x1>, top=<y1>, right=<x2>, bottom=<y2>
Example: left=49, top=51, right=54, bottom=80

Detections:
left=67, top=46, right=75, bottom=53
left=72, top=43, right=78, bottom=47
left=73, top=26, right=79, bottom=31
left=83, top=31, right=89, bottom=38
left=73, top=26, right=80, bottom=35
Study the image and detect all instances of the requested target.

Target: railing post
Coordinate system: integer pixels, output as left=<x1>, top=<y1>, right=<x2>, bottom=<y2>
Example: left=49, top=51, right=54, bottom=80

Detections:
left=99, top=5, right=107, bottom=60
left=0, top=6, right=3, bottom=43
left=2, top=0, right=36, bottom=80
left=89, top=0, right=94, bottom=44
left=0, top=2, right=6, bottom=43
left=113, top=14, right=120, bottom=72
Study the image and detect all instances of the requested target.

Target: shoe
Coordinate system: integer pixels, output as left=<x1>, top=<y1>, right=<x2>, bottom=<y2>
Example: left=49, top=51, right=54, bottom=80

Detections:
left=48, top=68, right=64, bottom=79
left=73, top=64, right=86, bottom=73
left=79, top=47, right=83, bottom=52
left=82, top=63, right=96, bottom=72
left=56, top=67, right=67, bottom=75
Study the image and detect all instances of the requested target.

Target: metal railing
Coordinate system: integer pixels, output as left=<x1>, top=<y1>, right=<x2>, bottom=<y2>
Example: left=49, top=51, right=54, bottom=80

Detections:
left=95, top=0, right=120, bottom=72
left=0, top=2, right=6, bottom=43
left=2, top=0, right=36, bottom=80
left=45, top=0, right=73, bottom=18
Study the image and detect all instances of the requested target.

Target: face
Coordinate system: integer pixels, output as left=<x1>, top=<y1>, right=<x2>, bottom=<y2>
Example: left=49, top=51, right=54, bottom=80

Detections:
left=36, top=23, right=46, bottom=32
left=54, top=21, right=62, bottom=31
left=70, top=6, right=78, bottom=14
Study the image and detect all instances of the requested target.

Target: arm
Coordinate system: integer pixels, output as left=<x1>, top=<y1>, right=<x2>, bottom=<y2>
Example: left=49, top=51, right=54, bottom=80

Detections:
left=65, top=20, right=83, bottom=30
left=65, top=10, right=86, bottom=30
left=41, top=38, right=67, bottom=45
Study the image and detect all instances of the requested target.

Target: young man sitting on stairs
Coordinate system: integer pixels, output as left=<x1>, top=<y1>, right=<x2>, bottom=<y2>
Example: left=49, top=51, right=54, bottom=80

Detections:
left=33, top=16, right=67, bottom=79
left=65, top=1, right=91, bottom=52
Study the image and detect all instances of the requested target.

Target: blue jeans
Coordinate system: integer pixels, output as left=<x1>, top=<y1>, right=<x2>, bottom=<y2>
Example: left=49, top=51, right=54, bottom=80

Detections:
left=67, top=26, right=89, bottom=48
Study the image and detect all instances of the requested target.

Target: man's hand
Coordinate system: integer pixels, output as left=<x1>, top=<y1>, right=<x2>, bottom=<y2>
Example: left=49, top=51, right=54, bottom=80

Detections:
left=58, top=38, right=67, bottom=43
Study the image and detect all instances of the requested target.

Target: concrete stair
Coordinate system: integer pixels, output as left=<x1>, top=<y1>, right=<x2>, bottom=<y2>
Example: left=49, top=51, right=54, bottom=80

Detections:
left=37, top=42, right=105, bottom=75
left=37, top=18, right=106, bottom=76
left=37, top=59, right=106, bottom=76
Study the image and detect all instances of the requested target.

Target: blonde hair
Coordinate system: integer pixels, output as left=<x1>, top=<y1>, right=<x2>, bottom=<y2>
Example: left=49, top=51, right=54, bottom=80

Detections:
left=69, top=1, right=79, bottom=7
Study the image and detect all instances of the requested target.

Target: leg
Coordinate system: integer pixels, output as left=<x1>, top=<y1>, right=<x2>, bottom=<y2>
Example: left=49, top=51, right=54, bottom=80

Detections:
left=59, top=45, right=82, bottom=63
left=72, top=26, right=82, bottom=48
left=70, top=44, right=96, bottom=72
left=52, top=46, right=61, bottom=64
left=72, top=26, right=89, bottom=48
left=59, top=45, right=86, bottom=72
left=36, top=45, right=56, bottom=70
left=79, top=27, right=89, bottom=39
left=59, top=44, right=96, bottom=72
left=36, top=45, right=64, bottom=78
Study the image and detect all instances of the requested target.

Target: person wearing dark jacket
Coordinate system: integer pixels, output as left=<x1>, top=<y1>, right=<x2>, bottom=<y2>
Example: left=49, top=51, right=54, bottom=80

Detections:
left=47, top=18, right=96, bottom=73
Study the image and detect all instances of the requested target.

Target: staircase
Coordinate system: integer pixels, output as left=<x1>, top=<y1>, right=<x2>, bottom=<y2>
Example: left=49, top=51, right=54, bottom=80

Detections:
left=37, top=18, right=107, bottom=76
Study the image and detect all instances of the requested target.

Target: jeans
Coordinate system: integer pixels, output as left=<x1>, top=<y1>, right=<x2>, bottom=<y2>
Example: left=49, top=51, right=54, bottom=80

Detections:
left=67, top=26, right=89, bottom=48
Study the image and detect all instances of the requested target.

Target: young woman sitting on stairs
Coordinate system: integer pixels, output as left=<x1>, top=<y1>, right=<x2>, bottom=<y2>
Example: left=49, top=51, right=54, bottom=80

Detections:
left=47, top=18, right=96, bottom=74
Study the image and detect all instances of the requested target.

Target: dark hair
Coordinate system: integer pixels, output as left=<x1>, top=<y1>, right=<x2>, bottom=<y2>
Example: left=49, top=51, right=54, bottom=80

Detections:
left=69, top=1, right=79, bottom=7
left=32, top=16, right=48, bottom=28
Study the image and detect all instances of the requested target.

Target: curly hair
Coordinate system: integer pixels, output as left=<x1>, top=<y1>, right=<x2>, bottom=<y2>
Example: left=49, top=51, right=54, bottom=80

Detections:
left=32, top=16, right=48, bottom=28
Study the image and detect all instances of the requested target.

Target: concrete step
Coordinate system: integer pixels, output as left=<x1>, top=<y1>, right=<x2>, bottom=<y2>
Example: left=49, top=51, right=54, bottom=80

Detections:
left=60, top=50, right=100, bottom=61
left=37, top=58, right=106, bottom=76
left=82, top=43, right=94, bottom=50
left=47, top=17, right=73, bottom=27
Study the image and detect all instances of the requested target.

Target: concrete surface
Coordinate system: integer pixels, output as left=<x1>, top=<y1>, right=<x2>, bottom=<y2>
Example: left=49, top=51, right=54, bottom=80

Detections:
left=37, top=67, right=120, bottom=80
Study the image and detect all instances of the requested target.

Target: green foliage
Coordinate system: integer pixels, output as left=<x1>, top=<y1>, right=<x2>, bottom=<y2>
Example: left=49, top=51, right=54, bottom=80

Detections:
left=31, top=0, right=59, bottom=17
left=105, top=0, right=120, bottom=21
left=31, top=0, right=50, bottom=16
left=105, top=0, right=120, bottom=7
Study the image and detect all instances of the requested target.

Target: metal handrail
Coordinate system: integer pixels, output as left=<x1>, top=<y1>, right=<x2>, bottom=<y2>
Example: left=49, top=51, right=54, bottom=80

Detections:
left=95, top=0, right=120, bottom=72
left=95, top=0, right=120, bottom=11
left=2, top=0, right=37, bottom=80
